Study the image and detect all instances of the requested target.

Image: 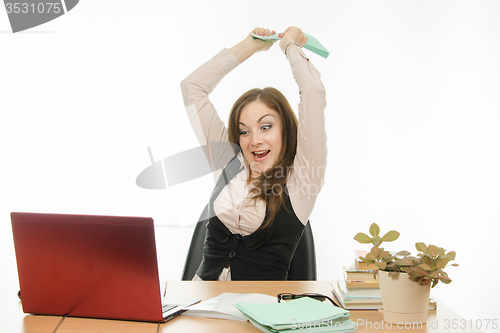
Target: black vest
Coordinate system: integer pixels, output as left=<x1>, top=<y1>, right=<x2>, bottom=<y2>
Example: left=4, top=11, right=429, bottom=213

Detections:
left=196, top=156, right=306, bottom=280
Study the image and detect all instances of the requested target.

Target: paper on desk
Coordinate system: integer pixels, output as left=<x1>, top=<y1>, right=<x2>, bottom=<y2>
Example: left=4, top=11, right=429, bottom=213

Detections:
left=181, top=293, right=276, bottom=321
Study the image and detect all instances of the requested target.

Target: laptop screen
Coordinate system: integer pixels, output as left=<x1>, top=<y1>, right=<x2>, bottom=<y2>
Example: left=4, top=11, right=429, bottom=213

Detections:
left=11, top=212, right=165, bottom=322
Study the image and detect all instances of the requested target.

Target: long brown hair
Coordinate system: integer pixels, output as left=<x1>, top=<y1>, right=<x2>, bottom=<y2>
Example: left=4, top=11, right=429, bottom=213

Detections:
left=228, top=87, right=298, bottom=228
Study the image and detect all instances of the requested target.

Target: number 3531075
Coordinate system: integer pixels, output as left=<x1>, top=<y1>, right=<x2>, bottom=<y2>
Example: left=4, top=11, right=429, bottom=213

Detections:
left=5, top=3, right=62, bottom=14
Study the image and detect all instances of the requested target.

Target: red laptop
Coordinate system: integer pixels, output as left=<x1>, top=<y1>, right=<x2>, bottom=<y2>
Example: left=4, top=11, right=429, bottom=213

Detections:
left=11, top=212, right=199, bottom=322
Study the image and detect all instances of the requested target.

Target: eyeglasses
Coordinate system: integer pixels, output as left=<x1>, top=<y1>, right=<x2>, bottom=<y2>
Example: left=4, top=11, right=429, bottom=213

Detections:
left=277, top=293, right=339, bottom=307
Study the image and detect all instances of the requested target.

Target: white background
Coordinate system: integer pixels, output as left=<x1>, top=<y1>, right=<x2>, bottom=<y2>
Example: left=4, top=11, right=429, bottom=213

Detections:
left=1, top=1, right=499, bottom=331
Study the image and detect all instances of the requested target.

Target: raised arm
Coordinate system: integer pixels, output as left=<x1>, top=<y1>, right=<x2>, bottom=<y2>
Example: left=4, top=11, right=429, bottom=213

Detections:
left=230, top=27, right=276, bottom=62
left=281, top=27, right=328, bottom=224
left=180, top=28, right=277, bottom=173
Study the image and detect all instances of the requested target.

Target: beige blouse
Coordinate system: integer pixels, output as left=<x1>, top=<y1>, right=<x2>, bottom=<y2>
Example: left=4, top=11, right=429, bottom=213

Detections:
left=180, top=46, right=327, bottom=280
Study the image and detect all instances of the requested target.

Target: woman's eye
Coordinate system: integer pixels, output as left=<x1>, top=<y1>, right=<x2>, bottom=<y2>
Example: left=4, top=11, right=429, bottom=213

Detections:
left=239, top=130, right=249, bottom=135
left=262, top=124, right=272, bottom=131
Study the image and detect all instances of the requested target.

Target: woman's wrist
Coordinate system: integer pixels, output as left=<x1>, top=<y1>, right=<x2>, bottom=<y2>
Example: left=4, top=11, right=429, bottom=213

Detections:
left=279, top=26, right=307, bottom=54
left=229, top=36, right=260, bottom=63
left=230, top=28, right=276, bottom=63
left=284, top=41, right=300, bottom=57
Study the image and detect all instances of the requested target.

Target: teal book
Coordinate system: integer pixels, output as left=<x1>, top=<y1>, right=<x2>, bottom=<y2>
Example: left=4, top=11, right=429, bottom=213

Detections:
left=235, top=297, right=355, bottom=332
left=303, top=33, right=330, bottom=58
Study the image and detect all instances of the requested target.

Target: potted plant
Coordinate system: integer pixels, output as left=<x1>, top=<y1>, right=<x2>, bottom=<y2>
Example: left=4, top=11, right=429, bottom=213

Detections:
left=354, top=223, right=458, bottom=324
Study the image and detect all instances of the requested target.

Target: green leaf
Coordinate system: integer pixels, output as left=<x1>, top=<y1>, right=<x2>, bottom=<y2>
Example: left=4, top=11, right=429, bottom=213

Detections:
left=372, top=235, right=381, bottom=247
left=436, top=258, right=449, bottom=270
left=408, top=273, right=419, bottom=281
left=381, top=230, right=400, bottom=242
left=395, top=250, right=411, bottom=257
left=380, top=251, right=390, bottom=258
left=421, top=256, right=435, bottom=270
left=415, top=242, right=427, bottom=252
left=383, top=254, right=395, bottom=262
left=354, top=232, right=372, bottom=244
left=408, top=267, right=426, bottom=277
left=369, top=223, right=380, bottom=237
left=396, top=266, right=411, bottom=274
left=451, top=263, right=459, bottom=267
left=375, top=261, right=387, bottom=270
left=394, top=257, right=414, bottom=266
left=365, top=252, right=376, bottom=260
left=420, top=263, right=432, bottom=271
left=419, top=279, right=431, bottom=286
left=439, top=276, right=452, bottom=284
left=446, top=251, right=457, bottom=261
left=400, top=266, right=411, bottom=273
left=427, top=245, right=438, bottom=256
left=428, top=270, right=441, bottom=278
left=371, top=246, right=380, bottom=256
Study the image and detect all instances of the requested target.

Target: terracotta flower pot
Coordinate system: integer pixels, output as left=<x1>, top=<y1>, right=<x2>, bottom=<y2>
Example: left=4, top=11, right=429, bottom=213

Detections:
left=378, top=271, right=431, bottom=324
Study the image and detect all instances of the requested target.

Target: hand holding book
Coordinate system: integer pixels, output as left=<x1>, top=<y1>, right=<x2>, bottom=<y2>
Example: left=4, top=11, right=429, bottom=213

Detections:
left=250, top=30, right=330, bottom=58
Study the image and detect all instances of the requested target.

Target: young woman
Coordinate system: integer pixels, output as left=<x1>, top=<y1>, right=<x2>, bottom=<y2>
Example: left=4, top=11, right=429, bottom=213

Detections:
left=180, top=27, right=327, bottom=281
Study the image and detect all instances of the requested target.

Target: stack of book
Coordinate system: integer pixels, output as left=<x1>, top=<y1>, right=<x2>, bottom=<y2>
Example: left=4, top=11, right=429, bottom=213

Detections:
left=331, top=258, right=437, bottom=311
left=346, top=259, right=380, bottom=289
left=330, top=260, right=382, bottom=310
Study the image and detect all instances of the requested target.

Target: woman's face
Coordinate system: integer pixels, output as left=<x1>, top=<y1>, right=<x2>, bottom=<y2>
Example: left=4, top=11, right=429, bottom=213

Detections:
left=238, top=100, right=283, bottom=179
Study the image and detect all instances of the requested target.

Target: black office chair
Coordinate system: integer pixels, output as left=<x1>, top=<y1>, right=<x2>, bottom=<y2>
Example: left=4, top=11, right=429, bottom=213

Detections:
left=181, top=205, right=317, bottom=281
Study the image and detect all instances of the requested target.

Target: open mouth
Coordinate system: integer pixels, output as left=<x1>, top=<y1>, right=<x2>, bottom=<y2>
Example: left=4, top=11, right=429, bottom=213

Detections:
left=252, top=150, right=270, bottom=162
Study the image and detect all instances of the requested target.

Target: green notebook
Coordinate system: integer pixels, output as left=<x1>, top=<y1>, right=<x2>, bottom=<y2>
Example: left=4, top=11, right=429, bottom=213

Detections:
left=235, top=297, right=355, bottom=332
left=303, top=33, right=330, bottom=59
left=250, top=32, right=330, bottom=59
left=244, top=316, right=356, bottom=333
